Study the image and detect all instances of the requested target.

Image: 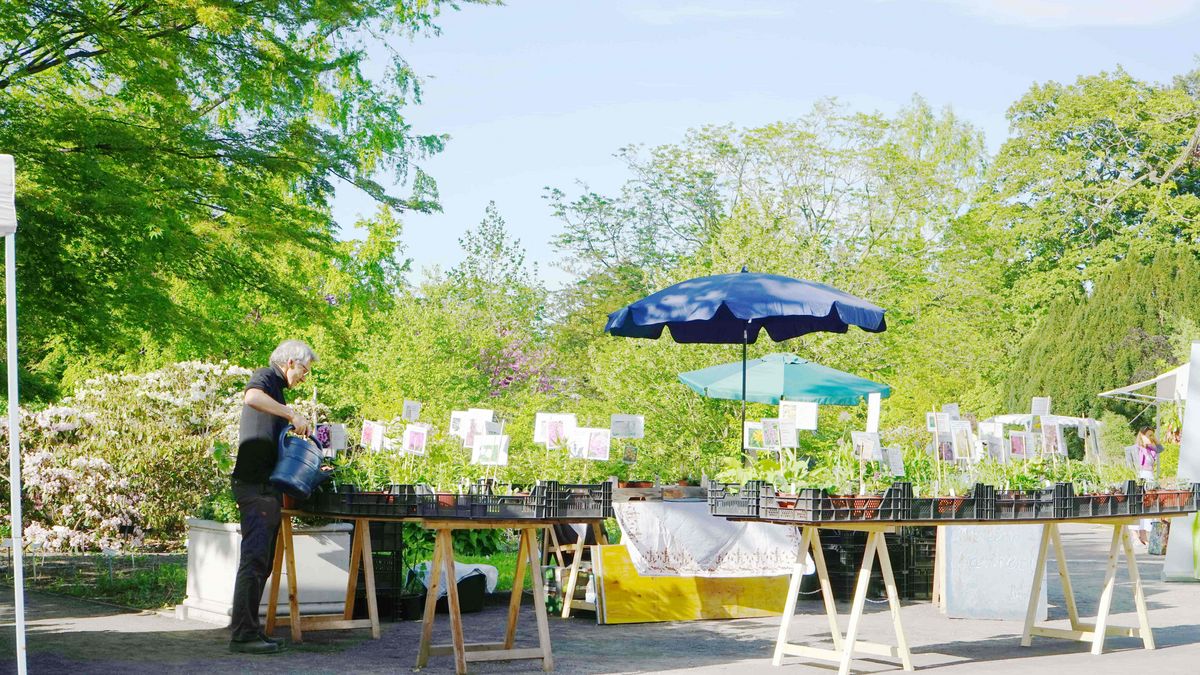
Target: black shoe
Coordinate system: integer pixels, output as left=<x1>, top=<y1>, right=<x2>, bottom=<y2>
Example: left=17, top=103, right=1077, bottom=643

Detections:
left=258, top=632, right=281, bottom=645
left=229, top=637, right=283, bottom=655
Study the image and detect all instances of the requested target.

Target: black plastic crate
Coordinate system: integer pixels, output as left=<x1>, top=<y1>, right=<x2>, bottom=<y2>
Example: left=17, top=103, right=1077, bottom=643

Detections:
left=820, top=482, right=912, bottom=522
left=416, top=493, right=488, bottom=518
left=369, top=520, right=405, bottom=554
left=347, top=491, right=398, bottom=517
left=881, top=482, right=915, bottom=522
left=758, top=487, right=829, bottom=522
left=708, top=480, right=768, bottom=518
left=896, top=568, right=934, bottom=600
left=912, top=484, right=995, bottom=521
left=304, top=489, right=349, bottom=515
left=824, top=491, right=894, bottom=522
left=481, top=493, right=544, bottom=519
left=366, top=549, right=405, bottom=591
left=1071, top=481, right=1143, bottom=518
left=1052, top=482, right=1077, bottom=519
left=465, top=481, right=547, bottom=519
left=994, top=489, right=1054, bottom=520
left=1141, top=484, right=1198, bottom=515
left=540, top=481, right=613, bottom=520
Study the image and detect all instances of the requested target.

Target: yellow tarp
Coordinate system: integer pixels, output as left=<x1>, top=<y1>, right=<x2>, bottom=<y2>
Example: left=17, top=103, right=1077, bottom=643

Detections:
left=593, top=544, right=791, bottom=624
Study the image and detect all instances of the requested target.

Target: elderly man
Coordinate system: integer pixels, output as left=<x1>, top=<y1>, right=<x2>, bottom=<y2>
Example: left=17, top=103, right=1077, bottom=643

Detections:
left=228, top=339, right=316, bottom=655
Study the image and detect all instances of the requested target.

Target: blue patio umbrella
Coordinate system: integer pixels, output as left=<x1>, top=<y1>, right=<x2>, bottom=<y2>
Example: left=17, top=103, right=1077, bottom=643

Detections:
left=604, top=268, right=887, bottom=439
left=678, top=353, right=890, bottom=406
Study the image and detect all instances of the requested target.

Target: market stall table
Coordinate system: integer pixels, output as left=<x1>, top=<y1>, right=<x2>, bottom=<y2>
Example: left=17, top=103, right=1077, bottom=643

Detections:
left=265, top=510, right=578, bottom=674
left=760, top=516, right=1159, bottom=675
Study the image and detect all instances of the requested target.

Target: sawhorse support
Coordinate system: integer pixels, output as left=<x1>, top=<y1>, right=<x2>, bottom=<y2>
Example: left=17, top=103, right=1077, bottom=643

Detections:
left=1021, top=521, right=1154, bottom=654
left=265, top=516, right=380, bottom=642
left=772, top=524, right=913, bottom=675
left=543, top=521, right=609, bottom=619
left=416, top=522, right=554, bottom=674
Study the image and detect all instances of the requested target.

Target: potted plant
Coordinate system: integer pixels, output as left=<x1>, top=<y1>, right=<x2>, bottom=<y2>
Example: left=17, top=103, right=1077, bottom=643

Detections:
left=398, top=567, right=429, bottom=621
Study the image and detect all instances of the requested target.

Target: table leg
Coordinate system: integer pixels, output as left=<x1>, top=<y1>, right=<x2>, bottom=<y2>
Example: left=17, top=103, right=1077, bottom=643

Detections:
left=838, top=532, right=879, bottom=675
left=1021, top=524, right=1051, bottom=647
left=441, top=531, right=467, bottom=674
left=593, top=520, right=609, bottom=545
left=415, top=527, right=447, bottom=669
left=525, top=527, right=555, bottom=672
left=809, top=529, right=843, bottom=651
left=505, top=528, right=529, bottom=649
left=1120, top=525, right=1155, bottom=649
left=359, top=520, right=380, bottom=639
left=876, top=532, right=913, bottom=671
left=1049, top=524, right=1080, bottom=629
left=1090, top=525, right=1124, bottom=655
left=561, top=533, right=585, bottom=619
left=281, top=518, right=302, bottom=643
left=265, top=526, right=284, bottom=634
left=772, top=526, right=813, bottom=666
left=343, top=518, right=363, bottom=620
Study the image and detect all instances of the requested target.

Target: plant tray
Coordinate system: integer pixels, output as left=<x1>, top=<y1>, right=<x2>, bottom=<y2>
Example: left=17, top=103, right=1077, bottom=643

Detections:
left=758, top=487, right=829, bottom=522
left=826, top=494, right=886, bottom=521
left=538, top=481, right=614, bottom=520
left=994, top=489, right=1054, bottom=520
left=1069, top=481, right=1143, bottom=518
left=1141, top=484, right=1200, bottom=515
left=911, top=484, right=995, bottom=521
left=708, top=480, right=768, bottom=518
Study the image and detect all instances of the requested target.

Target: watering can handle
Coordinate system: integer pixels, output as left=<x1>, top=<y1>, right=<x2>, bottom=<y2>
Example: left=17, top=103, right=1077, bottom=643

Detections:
left=279, top=424, right=317, bottom=445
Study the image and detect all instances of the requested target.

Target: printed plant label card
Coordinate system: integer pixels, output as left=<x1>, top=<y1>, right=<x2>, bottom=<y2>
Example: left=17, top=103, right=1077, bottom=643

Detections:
left=402, top=399, right=422, bottom=422
left=472, top=434, right=510, bottom=466
left=610, top=414, right=645, bottom=439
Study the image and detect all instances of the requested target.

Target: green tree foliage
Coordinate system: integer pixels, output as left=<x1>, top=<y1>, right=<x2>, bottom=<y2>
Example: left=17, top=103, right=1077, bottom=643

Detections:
left=1006, top=247, right=1200, bottom=418
left=974, top=66, right=1200, bottom=319
left=0, top=0, right=466, bottom=394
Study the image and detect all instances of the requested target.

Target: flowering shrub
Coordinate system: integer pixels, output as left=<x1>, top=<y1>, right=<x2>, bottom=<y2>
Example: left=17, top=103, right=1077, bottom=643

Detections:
left=21, top=451, right=144, bottom=551
left=0, top=361, right=251, bottom=548
left=478, top=329, right=560, bottom=397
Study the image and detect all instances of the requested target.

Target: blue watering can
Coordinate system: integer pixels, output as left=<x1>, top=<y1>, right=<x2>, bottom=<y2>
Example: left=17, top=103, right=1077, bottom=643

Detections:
left=270, top=425, right=334, bottom=500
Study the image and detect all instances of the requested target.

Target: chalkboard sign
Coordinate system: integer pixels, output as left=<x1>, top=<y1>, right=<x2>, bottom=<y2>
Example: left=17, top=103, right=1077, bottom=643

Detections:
left=945, top=525, right=1046, bottom=621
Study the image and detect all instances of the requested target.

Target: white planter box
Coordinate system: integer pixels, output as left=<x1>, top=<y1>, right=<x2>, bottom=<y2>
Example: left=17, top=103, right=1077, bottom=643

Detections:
left=175, top=517, right=353, bottom=625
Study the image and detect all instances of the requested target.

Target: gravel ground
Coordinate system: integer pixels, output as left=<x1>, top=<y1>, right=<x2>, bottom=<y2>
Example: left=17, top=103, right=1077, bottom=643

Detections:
left=2, top=524, right=1199, bottom=674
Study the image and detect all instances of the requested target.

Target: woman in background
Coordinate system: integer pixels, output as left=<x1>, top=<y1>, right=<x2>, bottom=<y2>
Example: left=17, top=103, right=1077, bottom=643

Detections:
left=1134, top=427, right=1163, bottom=545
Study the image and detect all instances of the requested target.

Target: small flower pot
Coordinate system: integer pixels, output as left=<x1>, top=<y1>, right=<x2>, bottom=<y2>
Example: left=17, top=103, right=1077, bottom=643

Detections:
left=935, top=496, right=965, bottom=516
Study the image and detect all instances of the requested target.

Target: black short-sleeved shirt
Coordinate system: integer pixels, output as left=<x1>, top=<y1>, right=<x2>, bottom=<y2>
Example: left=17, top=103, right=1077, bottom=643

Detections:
left=233, top=366, right=289, bottom=483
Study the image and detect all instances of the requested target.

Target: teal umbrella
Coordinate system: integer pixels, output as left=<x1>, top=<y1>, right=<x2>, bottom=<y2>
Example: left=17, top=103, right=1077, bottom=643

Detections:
left=678, top=353, right=890, bottom=405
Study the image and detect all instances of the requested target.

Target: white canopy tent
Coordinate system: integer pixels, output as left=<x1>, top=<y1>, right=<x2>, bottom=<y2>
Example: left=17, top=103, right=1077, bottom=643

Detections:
left=1098, top=363, right=1189, bottom=407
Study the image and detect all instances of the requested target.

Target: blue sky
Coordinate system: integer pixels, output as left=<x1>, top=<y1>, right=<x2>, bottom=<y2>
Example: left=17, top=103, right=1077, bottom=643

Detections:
left=332, top=0, right=1200, bottom=287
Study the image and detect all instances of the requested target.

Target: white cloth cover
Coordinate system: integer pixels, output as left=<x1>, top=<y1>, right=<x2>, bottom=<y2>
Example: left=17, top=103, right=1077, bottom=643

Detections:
left=415, top=561, right=499, bottom=597
left=614, top=501, right=812, bottom=577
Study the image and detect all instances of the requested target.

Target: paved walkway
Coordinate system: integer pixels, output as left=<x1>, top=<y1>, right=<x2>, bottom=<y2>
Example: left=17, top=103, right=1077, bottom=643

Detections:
left=1, top=524, right=1198, bottom=674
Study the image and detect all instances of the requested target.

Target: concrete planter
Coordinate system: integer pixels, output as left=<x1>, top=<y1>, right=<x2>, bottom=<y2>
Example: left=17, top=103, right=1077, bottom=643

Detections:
left=175, top=517, right=353, bottom=625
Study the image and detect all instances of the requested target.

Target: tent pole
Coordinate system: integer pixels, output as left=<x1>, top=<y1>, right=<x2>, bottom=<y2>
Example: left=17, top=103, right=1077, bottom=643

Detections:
left=6, top=233, right=26, bottom=675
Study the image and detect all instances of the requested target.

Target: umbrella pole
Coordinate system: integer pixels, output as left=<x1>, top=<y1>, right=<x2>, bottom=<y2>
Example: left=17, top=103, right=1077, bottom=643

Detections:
left=741, top=325, right=748, bottom=465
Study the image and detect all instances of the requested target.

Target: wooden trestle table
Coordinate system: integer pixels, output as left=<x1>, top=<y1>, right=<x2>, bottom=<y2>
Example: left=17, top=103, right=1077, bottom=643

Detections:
left=766, top=517, right=1157, bottom=675
left=265, top=510, right=584, bottom=674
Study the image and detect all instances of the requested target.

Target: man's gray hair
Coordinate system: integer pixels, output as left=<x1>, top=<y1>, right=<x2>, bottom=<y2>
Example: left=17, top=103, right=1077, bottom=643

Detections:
left=269, top=339, right=318, bottom=369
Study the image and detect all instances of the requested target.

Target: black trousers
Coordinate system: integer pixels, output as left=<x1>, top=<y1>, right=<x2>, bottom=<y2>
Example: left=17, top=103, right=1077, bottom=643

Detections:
left=229, top=479, right=282, bottom=641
